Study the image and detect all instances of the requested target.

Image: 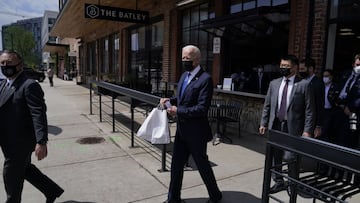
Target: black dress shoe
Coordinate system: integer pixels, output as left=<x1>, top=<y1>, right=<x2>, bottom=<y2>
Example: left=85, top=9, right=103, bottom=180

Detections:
left=269, top=181, right=287, bottom=194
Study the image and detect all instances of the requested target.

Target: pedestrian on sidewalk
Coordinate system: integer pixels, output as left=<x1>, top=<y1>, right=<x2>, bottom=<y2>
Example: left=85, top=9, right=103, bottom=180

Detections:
left=0, top=50, right=64, bottom=203
left=160, top=45, right=222, bottom=203
left=259, top=54, right=315, bottom=194
left=47, top=67, right=54, bottom=87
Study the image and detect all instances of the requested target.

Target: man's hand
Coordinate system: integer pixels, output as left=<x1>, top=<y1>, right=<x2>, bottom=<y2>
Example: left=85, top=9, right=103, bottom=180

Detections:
left=314, top=126, right=322, bottom=138
left=160, top=98, right=169, bottom=105
left=259, top=126, right=267, bottom=135
left=35, top=144, right=48, bottom=161
left=344, top=106, right=352, bottom=116
left=302, top=132, right=311, bottom=137
left=167, top=105, right=177, bottom=117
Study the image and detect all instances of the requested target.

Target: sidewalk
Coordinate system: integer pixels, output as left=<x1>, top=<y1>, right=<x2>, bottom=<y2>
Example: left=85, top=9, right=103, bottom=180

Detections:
left=0, top=78, right=335, bottom=203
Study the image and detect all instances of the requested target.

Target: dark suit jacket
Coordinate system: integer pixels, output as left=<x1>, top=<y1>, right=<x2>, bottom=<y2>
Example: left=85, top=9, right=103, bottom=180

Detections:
left=309, top=75, right=325, bottom=126
left=170, top=68, right=213, bottom=142
left=0, top=72, right=48, bottom=156
left=347, top=75, right=360, bottom=114
left=260, top=75, right=315, bottom=136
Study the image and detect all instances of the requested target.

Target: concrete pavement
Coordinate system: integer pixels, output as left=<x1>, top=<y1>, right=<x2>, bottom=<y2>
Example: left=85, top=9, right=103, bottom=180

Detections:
left=0, top=77, right=354, bottom=203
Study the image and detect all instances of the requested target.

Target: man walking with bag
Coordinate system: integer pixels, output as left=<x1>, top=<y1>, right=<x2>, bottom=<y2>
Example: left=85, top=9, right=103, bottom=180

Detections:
left=0, top=50, right=64, bottom=203
left=160, top=45, right=222, bottom=203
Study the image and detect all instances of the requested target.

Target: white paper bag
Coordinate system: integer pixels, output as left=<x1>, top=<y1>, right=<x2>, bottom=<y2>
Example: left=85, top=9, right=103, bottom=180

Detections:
left=136, top=108, right=170, bottom=144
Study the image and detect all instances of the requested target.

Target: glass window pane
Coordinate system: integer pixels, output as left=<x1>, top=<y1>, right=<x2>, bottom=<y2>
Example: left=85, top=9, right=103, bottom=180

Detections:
left=182, top=30, right=190, bottom=44
left=152, top=21, right=164, bottom=48
left=131, top=32, right=139, bottom=51
left=231, top=0, right=242, bottom=14
left=258, top=0, right=271, bottom=7
left=138, top=27, right=146, bottom=50
left=243, top=0, right=256, bottom=10
left=183, top=9, right=190, bottom=28
left=231, top=3, right=242, bottom=14
left=273, top=0, right=288, bottom=6
left=191, top=7, right=200, bottom=26
left=112, top=33, right=120, bottom=78
left=200, top=4, right=208, bottom=21
left=190, top=29, right=199, bottom=44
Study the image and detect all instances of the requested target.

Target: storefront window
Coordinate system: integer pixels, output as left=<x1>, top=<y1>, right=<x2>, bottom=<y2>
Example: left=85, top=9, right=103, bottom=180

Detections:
left=182, top=2, right=213, bottom=72
left=326, top=0, right=360, bottom=75
left=152, top=21, right=163, bottom=48
left=243, top=0, right=256, bottom=10
left=86, top=41, right=97, bottom=76
left=112, top=33, right=120, bottom=81
left=101, top=37, right=109, bottom=74
left=129, top=18, right=164, bottom=94
left=231, top=0, right=287, bottom=13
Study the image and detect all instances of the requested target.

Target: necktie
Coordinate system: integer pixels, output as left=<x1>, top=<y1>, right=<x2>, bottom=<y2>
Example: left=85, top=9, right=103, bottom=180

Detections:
left=1, top=82, right=9, bottom=95
left=277, top=79, right=289, bottom=121
left=345, top=74, right=356, bottom=93
left=180, top=73, right=191, bottom=97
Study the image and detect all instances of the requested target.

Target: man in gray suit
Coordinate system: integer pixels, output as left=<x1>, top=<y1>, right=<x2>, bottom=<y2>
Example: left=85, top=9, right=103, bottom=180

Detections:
left=259, top=54, right=315, bottom=193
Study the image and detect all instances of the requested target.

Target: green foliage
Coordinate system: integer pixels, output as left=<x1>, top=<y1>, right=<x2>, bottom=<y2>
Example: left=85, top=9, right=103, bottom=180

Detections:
left=2, top=25, right=39, bottom=67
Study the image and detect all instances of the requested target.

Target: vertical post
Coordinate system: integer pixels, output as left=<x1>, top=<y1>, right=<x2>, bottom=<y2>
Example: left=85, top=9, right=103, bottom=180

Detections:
left=157, top=144, right=168, bottom=172
left=261, top=143, right=273, bottom=203
left=131, top=100, right=135, bottom=147
left=90, top=83, right=93, bottom=115
left=112, top=93, right=115, bottom=132
left=99, top=92, right=102, bottom=122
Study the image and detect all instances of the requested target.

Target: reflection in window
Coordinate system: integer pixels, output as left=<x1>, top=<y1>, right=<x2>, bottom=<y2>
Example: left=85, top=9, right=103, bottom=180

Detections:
left=86, top=41, right=97, bottom=75
left=129, top=20, right=164, bottom=93
left=112, top=33, right=120, bottom=81
left=102, top=37, right=109, bottom=73
left=273, top=0, right=288, bottom=6
left=231, top=0, right=287, bottom=13
left=257, top=0, right=271, bottom=7
left=243, top=0, right=256, bottom=10
left=152, top=21, right=163, bottom=48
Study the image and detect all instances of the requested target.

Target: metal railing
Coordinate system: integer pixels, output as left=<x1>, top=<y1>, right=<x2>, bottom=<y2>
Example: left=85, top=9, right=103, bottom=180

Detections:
left=89, top=81, right=169, bottom=172
left=262, top=130, right=360, bottom=203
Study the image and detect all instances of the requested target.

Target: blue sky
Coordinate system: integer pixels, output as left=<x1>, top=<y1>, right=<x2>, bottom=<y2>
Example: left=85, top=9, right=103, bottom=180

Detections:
left=0, top=0, right=58, bottom=49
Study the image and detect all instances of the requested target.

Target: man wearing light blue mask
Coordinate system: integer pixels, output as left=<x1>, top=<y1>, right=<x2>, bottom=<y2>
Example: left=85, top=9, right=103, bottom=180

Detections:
left=337, top=54, right=360, bottom=149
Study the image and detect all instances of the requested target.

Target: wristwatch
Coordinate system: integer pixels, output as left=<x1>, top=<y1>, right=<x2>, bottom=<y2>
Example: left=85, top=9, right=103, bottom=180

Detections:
left=38, top=139, right=48, bottom=145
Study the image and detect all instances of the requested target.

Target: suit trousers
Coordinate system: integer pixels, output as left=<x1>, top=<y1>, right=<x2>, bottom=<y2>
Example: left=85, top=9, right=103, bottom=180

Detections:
left=272, top=119, right=298, bottom=183
left=167, top=135, right=221, bottom=201
left=3, top=151, right=63, bottom=203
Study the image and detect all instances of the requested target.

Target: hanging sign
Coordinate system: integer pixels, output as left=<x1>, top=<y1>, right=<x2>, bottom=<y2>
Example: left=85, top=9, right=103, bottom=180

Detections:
left=85, top=4, right=149, bottom=24
left=213, top=37, right=221, bottom=54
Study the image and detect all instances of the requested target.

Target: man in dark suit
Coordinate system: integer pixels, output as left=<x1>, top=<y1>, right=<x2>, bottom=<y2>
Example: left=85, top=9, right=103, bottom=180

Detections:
left=299, top=58, right=325, bottom=138
left=161, top=45, right=222, bottom=203
left=337, top=54, right=360, bottom=149
left=0, top=50, right=64, bottom=203
left=259, top=54, right=315, bottom=193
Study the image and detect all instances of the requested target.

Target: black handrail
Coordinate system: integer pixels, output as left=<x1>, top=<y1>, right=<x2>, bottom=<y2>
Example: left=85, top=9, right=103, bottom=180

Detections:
left=262, top=130, right=360, bottom=203
left=89, top=81, right=168, bottom=172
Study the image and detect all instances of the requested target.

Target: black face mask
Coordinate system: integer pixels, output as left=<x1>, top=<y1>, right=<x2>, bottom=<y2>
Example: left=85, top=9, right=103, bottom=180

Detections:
left=182, top=61, right=194, bottom=71
left=1, top=65, right=19, bottom=78
left=279, top=68, right=291, bottom=77
left=299, top=71, right=309, bottom=79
